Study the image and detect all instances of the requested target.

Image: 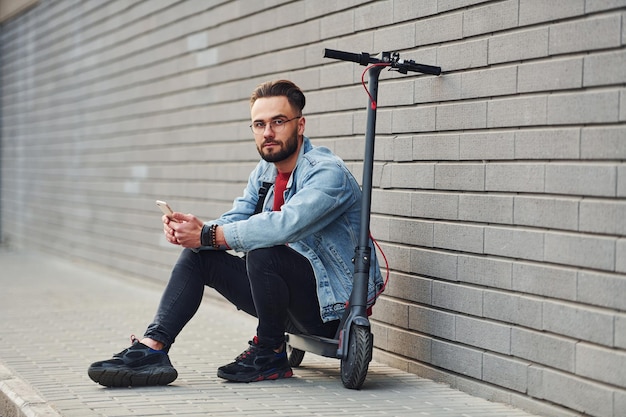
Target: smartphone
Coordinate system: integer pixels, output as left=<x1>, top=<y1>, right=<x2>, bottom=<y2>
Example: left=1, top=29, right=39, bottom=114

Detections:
left=156, top=200, right=176, bottom=220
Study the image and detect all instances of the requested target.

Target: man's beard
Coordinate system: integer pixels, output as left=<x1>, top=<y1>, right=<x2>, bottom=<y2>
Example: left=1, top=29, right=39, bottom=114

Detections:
left=257, top=131, right=299, bottom=163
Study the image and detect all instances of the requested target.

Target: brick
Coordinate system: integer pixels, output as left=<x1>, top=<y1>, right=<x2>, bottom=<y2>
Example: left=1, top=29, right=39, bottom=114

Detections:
left=580, top=199, right=626, bottom=235
left=544, top=231, right=615, bottom=271
left=393, top=0, right=437, bottom=22
left=486, top=163, right=545, bottom=193
left=616, top=313, right=626, bottom=348
left=414, top=72, right=462, bottom=103
left=373, top=297, right=409, bottom=327
left=543, top=300, right=615, bottom=346
left=455, top=315, right=511, bottom=354
left=410, top=248, right=458, bottom=281
left=320, top=8, right=354, bottom=39
left=459, top=131, right=515, bottom=160
left=335, top=32, right=375, bottom=61
left=461, top=65, right=518, bottom=98
left=433, top=222, right=484, bottom=253
left=373, top=21, right=415, bottom=52
left=519, top=0, right=585, bottom=25
left=458, top=255, right=512, bottom=289
left=354, top=108, right=393, bottom=135
left=487, top=96, right=548, bottom=128
left=585, top=0, right=626, bottom=12
left=393, top=136, right=413, bottom=162
left=380, top=244, right=411, bottom=273
left=584, top=49, right=626, bottom=86
left=483, top=291, right=543, bottom=329
left=513, top=195, right=579, bottom=230
left=388, top=218, right=433, bottom=247
left=378, top=79, right=415, bottom=108
left=392, top=106, right=437, bottom=133
left=432, top=281, right=483, bottom=318
left=437, top=39, right=488, bottom=71
left=389, top=163, right=435, bottom=189
left=411, top=191, right=458, bottom=220
left=517, top=57, right=583, bottom=93
left=512, top=261, right=577, bottom=300
left=622, top=88, right=626, bottom=122
left=578, top=270, right=626, bottom=310
left=436, top=101, right=487, bottom=130
left=412, top=134, right=460, bottom=161
left=459, top=193, right=514, bottom=224
left=370, top=216, right=390, bottom=241
left=545, top=163, right=617, bottom=197
left=383, top=272, right=432, bottom=304
left=548, top=91, right=620, bottom=124
left=483, top=353, right=529, bottom=393
left=536, top=368, right=615, bottom=417
left=512, top=328, right=576, bottom=372
left=437, top=0, right=492, bottom=12
left=320, top=62, right=356, bottom=88
left=581, top=126, right=626, bottom=159
left=355, top=0, right=393, bottom=31
left=386, top=326, right=432, bottom=362
left=576, top=342, right=626, bottom=387
left=434, top=163, right=485, bottom=191
left=337, top=84, right=376, bottom=110
left=616, top=390, right=626, bottom=417
left=414, top=12, right=463, bottom=46
left=373, top=189, right=412, bottom=216
left=408, top=305, right=455, bottom=340
left=484, top=226, right=544, bottom=261
left=549, top=14, right=622, bottom=54
left=462, top=0, right=518, bottom=37
left=488, top=27, right=549, bottom=64
left=617, top=238, right=626, bottom=273
left=431, top=339, right=483, bottom=379
left=620, top=164, right=626, bottom=198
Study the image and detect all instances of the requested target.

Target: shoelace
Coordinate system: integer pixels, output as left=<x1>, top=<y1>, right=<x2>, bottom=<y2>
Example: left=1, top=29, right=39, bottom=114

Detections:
left=235, top=336, right=260, bottom=361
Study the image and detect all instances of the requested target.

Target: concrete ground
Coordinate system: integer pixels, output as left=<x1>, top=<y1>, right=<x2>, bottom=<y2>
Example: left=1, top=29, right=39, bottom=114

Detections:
left=0, top=249, right=541, bottom=417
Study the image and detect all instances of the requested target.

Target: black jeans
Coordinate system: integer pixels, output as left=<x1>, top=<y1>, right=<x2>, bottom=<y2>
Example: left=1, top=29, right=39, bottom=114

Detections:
left=144, top=246, right=339, bottom=350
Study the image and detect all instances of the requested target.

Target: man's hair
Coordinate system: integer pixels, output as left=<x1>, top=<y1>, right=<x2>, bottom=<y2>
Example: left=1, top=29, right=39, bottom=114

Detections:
left=250, top=80, right=306, bottom=114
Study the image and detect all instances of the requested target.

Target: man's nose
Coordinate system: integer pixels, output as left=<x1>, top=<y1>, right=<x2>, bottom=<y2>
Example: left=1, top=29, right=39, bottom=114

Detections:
left=263, top=123, right=275, bottom=137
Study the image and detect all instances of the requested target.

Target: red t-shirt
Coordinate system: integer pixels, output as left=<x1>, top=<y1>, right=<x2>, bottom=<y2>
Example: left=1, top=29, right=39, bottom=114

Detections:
left=272, top=172, right=291, bottom=211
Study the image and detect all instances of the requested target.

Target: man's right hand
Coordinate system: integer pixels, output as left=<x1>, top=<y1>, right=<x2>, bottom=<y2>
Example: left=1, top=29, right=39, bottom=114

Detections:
left=163, top=213, right=204, bottom=248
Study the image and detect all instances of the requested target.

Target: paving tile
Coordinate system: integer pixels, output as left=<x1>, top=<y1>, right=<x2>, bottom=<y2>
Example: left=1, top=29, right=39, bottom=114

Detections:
left=0, top=250, right=540, bottom=417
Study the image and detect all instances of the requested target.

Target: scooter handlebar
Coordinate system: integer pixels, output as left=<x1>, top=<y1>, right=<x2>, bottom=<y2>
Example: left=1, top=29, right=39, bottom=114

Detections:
left=323, top=48, right=441, bottom=75
left=397, top=59, right=441, bottom=76
left=323, top=48, right=372, bottom=65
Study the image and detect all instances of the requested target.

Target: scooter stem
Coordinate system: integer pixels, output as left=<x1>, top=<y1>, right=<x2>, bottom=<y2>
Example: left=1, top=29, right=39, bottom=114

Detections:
left=350, top=64, right=385, bottom=312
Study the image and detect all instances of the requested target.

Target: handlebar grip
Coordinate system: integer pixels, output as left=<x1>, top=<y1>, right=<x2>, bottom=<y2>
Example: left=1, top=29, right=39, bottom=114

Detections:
left=415, top=63, right=442, bottom=76
left=323, top=48, right=373, bottom=65
left=403, top=61, right=442, bottom=76
left=323, top=48, right=361, bottom=63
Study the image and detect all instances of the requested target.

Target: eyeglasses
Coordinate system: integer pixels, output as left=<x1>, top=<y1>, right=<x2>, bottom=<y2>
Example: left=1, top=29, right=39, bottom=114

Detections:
left=249, top=116, right=301, bottom=135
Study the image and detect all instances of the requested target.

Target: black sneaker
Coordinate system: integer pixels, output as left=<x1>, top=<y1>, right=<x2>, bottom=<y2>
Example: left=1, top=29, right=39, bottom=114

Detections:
left=88, top=336, right=178, bottom=387
left=217, top=336, right=293, bottom=382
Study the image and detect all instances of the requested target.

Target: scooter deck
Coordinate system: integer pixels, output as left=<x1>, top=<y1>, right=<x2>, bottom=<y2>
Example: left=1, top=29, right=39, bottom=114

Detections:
left=285, top=332, right=341, bottom=359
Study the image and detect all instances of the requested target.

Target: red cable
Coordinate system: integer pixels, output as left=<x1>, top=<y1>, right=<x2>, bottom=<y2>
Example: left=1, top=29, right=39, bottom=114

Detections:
left=361, top=63, right=391, bottom=110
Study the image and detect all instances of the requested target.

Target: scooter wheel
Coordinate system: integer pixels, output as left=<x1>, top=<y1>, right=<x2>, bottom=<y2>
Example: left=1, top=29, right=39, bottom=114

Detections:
left=287, top=345, right=305, bottom=367
left=340, top=324, right=373, bottom=389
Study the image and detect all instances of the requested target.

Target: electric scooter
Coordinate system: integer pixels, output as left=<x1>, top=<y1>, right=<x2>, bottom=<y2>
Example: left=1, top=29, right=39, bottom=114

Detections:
left=285, top=48, right=441, bottom=390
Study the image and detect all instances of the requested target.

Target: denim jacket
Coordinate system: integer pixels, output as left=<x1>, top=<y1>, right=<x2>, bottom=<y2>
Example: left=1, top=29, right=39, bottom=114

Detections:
left=208, top=136, right=384, bottom=322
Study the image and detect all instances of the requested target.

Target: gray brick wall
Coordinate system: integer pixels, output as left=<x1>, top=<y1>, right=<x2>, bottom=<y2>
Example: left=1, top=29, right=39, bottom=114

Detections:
left=1, top=1, right=625, bottom=416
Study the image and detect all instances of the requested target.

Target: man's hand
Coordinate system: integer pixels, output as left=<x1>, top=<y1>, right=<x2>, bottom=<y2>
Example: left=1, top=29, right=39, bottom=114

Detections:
left=162, top=213, right=204, bottom=248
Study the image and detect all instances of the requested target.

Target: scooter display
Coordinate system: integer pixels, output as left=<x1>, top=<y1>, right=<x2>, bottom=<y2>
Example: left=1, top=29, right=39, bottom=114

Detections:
left=285, top=48, right=441, bottom=390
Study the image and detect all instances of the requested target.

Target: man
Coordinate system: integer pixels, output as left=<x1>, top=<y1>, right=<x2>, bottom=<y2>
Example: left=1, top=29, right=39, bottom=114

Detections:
left=87, top=80, right=383, bottom=386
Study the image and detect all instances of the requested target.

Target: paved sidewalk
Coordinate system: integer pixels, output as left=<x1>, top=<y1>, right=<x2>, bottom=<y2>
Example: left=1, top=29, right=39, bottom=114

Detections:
left=0, top=249, right=542, bottom=417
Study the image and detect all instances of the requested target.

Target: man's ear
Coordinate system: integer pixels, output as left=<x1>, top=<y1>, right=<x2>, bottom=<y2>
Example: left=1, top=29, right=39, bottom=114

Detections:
left=298, top=116, right=305, bottom=135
